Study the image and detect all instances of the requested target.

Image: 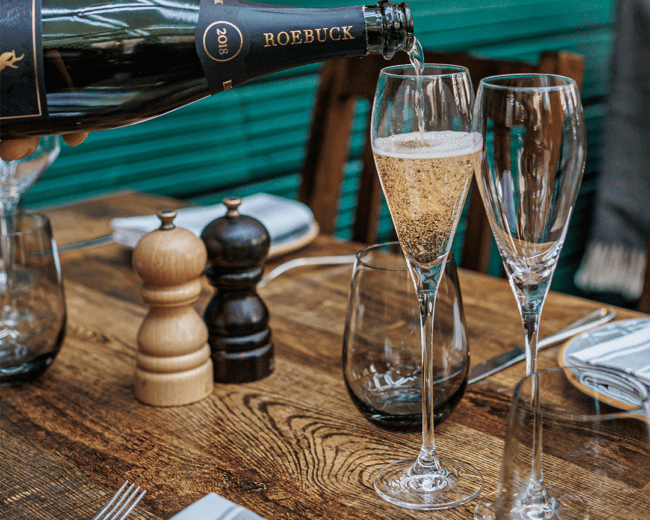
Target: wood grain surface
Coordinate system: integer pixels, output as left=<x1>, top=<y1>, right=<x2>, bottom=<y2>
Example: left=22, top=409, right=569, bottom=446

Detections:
left=0, top=192, right=647, bottom=519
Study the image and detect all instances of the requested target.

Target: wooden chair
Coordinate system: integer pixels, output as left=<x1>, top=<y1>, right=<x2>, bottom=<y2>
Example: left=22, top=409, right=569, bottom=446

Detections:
left=298, top=49, right=584, bottom=274
left=638, top=231, right=650, bottom=313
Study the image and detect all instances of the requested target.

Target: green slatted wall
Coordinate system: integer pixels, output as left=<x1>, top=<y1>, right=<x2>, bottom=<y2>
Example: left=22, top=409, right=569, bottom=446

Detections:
left=25, top=0, right=615, bottom=296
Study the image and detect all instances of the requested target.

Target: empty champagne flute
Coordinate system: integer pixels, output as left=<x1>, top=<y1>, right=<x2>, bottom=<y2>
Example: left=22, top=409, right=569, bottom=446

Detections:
left=1, top=136, right=60, bottom=288
left=370, top=64, right=483, bottom=509
left=477, top=366, right=650, bottom=520
left=471, top=75, right=586, bottom=518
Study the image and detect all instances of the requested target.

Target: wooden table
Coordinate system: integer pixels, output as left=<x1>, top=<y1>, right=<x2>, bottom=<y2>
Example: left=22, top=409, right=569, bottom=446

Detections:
left=1, top=192, right=647, bottom=519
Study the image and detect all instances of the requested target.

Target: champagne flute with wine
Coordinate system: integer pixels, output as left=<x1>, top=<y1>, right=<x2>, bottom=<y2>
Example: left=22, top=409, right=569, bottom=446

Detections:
left=471, top=75, right=586, bottom=519
left=370, top=62, right=483, bottom=510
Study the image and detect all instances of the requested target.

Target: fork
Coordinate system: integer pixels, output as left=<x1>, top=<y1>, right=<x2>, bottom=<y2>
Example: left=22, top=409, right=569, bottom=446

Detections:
left=93, top=481, right=146, bottom=520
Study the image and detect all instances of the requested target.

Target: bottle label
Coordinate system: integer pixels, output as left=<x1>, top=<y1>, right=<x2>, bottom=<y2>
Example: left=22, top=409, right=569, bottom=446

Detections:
left=196, top=0, right=252, bottom=95
left=196, top=0, right=366, bottom=95
left=0, top=0, right=48, bottom=123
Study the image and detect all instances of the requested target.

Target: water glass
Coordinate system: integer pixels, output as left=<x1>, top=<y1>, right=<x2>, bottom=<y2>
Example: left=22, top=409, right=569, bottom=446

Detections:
left=0, top=212, right=66, bottom=385
left=342, top=241, right=469, bottom=430
left=475, top=365, right=650, bottom=520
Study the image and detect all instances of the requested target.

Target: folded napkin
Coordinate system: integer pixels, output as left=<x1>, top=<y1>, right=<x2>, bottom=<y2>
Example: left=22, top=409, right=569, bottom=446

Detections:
left=171, top=493, right=266, bottom=520
left=109, top=193, right=315, bottom=250
left=576, top=370, right=646, bottom=407
left=568, top=319, right=650, bottom=406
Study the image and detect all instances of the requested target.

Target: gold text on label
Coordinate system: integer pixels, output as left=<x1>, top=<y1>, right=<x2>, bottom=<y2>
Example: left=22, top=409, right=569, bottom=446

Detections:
left=263, top=26, right=354, bottom=47
left=0, top=51, right=25, bottom=72
left=203, top=21, right=243, bottom=62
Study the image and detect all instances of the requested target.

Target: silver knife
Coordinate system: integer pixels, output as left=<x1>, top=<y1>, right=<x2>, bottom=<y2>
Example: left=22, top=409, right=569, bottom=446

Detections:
left=468, top=307, right=617, bottom=385
left=57, top=234, right=114, bottom=253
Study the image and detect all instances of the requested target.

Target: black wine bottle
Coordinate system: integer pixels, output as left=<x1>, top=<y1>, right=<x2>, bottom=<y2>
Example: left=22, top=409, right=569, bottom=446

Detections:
left=0, top=0, right=414, bottom=139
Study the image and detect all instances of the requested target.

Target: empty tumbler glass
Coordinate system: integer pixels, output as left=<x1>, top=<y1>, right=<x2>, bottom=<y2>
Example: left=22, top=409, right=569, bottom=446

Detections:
left=342, top=241, right=469, bottom=430
left=0, top=212, right=66, bottom=385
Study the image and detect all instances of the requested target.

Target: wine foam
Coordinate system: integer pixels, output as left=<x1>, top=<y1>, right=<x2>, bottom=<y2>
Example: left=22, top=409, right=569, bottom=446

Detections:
left=373, top=131, right=482, bottom=159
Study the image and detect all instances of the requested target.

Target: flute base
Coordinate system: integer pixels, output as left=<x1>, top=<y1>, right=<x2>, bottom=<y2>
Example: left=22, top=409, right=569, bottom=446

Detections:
left=474, top=488, right=587, bottom=520
left=374, top=456, right=483, bottom=510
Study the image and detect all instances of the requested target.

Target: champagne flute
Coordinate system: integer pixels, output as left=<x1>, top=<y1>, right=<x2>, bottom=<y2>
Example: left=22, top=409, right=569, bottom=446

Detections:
left=1, top=136, right=60, bottom=280
left=1, top=136, right=60, bottom=359
left=471, top=75, right=586, bottom=519
left=371, top=64, right=483, bottom=510
left=480, top=366, right=650, bottom=520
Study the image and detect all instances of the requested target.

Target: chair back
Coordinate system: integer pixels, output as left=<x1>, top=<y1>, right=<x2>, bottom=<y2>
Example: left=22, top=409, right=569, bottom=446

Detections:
left=639, top=234, right=650, bottom=313
left=299, top=49, right=584, bottom=274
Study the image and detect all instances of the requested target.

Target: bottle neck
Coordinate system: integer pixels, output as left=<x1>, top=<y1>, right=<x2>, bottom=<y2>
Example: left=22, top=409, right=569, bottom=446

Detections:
left=199, top=1, right=415, bottom=94
left=364, top=1, right=415, bottom=59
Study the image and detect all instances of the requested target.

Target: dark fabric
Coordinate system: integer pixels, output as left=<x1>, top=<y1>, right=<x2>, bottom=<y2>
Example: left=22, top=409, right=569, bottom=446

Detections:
left=594, top=0, right=650, bottom=247
left=575, top=0, right=650, bottom=299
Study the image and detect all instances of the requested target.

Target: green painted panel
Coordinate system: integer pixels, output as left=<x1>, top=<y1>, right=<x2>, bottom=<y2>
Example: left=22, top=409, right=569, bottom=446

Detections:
left=22, top=0, right=617, bottom=302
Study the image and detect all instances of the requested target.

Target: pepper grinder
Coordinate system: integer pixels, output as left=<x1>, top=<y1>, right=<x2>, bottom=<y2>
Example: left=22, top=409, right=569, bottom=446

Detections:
left=132, top=210, right=214, bottom=406
left=201, top=197, right=274, bottom=383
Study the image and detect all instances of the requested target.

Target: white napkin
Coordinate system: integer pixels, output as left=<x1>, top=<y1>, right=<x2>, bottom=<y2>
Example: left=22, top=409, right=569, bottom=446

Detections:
left=576, top=370, right=647, bottom=406
left=568, top=321, right=650, bottom=386
left=568, top=320, right=650, bottom=406
left=109, top=193, right=315, bottom=249
left=170, top=493, right=266, bottom=520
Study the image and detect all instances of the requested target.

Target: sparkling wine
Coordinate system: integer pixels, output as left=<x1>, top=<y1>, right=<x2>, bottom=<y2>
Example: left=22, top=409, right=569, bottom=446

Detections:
left=408, top=37, right=425, bottom=76
left=372, top=131, right=482, bottom=266
left=407, top=37, right=426, bottom=142
left=0, top=0, right=414, bottom=139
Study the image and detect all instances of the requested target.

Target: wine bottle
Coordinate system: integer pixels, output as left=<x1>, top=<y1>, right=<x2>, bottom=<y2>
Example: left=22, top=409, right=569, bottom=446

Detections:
left=0, top=0, right=414, bottom=139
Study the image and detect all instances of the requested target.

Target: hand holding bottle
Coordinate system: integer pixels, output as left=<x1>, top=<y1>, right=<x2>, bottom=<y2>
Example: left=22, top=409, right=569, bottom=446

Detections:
left=0, top=133, right=88, bottom=161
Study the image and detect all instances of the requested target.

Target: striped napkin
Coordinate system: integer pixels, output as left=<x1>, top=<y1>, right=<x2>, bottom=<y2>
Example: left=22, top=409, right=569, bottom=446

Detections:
left=171, top=493, right=266, bottom=520
left=567, top=320, right=650, bottom=406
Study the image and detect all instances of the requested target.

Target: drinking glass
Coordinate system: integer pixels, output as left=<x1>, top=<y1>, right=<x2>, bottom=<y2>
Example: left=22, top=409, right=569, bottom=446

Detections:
left=1, top=136, right=60, bottom=287
left=0, top=212, right=66, bottom=385
left=342, top=242, right=469, bottom=431
left=370, top=64, right=483, bottom=509
left=471, top=75, right=586, bottom=517
left=475, top=366, right=650, bottom=520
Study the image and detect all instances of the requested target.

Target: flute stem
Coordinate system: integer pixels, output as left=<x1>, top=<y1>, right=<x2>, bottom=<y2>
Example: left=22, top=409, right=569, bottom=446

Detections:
left=410, top=258, right=445, bottom=472
left=513, top=278, right=553, bottom=508
left=522, top=309, right=546, bottom=498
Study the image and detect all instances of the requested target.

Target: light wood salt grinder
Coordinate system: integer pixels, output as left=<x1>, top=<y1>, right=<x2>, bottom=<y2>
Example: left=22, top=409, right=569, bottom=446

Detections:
left=132, top=209, right=214, bottom=406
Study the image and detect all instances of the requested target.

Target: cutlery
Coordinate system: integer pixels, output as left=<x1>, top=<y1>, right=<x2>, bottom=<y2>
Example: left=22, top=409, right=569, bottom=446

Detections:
left=58, top=234, right=114, bottom=253
left=468, top=307, right=617, bottom=384
left=258, top=254, right=357, bottom=288
left=93, top=481, right=146, bottom=520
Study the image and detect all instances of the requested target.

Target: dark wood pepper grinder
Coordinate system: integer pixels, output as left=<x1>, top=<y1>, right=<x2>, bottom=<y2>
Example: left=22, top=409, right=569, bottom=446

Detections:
left=201, top=197, right=274, bottom=383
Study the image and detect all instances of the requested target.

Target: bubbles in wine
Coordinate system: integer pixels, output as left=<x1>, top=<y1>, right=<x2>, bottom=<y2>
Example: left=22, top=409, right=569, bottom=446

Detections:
left=373, top=131, right=481, bottom=266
